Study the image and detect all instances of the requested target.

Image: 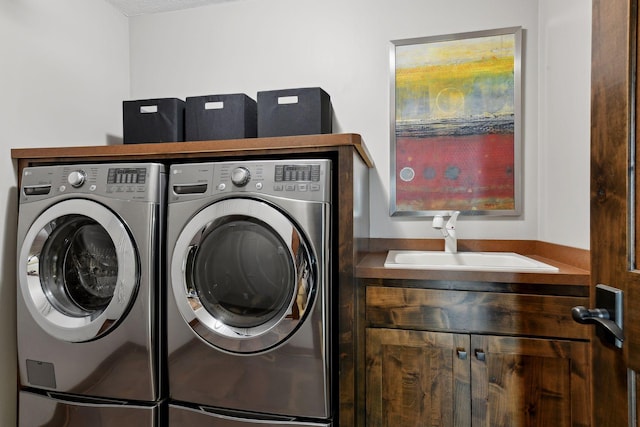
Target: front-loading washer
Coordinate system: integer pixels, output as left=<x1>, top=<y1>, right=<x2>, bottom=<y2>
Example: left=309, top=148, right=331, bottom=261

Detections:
left=16, top=163, right=166, bottom=402
left=166, top=159, right=333, bottom=425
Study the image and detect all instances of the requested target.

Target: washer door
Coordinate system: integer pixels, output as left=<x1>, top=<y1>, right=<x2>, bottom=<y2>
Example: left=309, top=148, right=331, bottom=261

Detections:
left=172, top=198, right=315, bottom=354
left=19, top=199, right=138, bottom=343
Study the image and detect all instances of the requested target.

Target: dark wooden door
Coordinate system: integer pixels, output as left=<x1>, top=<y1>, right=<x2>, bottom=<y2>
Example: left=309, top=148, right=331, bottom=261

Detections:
left=591, top=0, right=640, bottom=425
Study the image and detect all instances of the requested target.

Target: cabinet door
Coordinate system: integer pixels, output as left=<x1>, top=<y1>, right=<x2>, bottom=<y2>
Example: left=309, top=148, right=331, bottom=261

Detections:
left=471, top=335, right=590, bottom=427
left=366, top=328, right=471, bottom=427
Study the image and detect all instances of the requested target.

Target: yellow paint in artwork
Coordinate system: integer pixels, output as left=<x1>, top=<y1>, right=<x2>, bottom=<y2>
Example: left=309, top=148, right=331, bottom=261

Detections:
left=395, top=33, right=516, bottom=121
left=396, top=56, right=513, bottom=89
left=396, top=34, right=515, bottom=69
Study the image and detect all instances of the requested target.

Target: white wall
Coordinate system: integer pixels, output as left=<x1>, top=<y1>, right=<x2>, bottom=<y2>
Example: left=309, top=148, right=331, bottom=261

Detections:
left=0, top=1, right=129, bottom=423
left=538, top=0, right=591, bottom=248
left=128, top=0, right=592, bottom=249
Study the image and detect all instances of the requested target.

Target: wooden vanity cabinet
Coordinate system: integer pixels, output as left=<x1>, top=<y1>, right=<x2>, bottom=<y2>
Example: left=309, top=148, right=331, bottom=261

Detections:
left=363, top=284, right=591, bottom=427
left=366, top=328, right=471, bottom=426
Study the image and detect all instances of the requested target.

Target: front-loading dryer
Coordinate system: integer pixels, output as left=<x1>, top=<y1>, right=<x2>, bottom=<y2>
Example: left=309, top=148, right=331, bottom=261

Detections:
left=166, top=159, right=333, bottom=426
left=16, top=163, right=166, bottom=402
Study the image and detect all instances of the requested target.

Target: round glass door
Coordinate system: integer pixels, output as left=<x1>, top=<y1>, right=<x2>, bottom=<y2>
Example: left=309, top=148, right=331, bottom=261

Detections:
left=19, top=199, right=138, bottom=343
left=171, top=198, right=316, bottom=354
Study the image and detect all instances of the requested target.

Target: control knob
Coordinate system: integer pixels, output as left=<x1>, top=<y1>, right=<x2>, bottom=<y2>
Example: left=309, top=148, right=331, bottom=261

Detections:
left=67, top=170, right=86, bottom=188
left=231, top=167, right=251, bottom=187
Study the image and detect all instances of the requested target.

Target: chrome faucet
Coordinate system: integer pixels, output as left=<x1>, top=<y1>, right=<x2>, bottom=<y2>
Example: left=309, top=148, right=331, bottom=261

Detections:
left=432, top=211, right=460, bottom=253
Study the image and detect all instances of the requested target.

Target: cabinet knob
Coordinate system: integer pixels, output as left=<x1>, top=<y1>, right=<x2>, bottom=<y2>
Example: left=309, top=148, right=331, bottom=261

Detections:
left=456, top=348, right=467, bottom=360
left=475, top=350, right=486, bottom=361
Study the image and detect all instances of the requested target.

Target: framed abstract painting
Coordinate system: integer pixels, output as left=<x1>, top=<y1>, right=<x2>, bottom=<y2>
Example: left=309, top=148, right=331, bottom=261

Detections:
left=390, top=27, right=522, bottom=216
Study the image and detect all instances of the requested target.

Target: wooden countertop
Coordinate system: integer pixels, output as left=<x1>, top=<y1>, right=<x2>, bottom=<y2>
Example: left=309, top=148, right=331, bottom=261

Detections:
left=358, top=252, right=589, bottom=285
left=357, top=239, right=591, bottom=295
left=11, top=133, right=374, bottom=168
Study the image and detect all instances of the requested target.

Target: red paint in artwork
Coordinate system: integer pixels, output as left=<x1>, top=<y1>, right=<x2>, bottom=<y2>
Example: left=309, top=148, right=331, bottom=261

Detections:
left=396, top=134, right=515, bottom=211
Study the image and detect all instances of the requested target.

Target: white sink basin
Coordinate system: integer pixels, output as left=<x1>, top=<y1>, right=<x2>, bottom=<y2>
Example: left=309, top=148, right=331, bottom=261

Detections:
left=384, top=250, right=559, bottom=273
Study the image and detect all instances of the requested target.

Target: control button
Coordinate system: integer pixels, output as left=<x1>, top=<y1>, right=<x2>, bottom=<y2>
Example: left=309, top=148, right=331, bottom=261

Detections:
left=310, top=184, right=321, bottom=191
left=231, top=167, right=251, bottom=187
left=275, top=165, right=284, bottom=181
left=217, top=183, right=226, bottom=191
left=298, top=184, right=308, bottom=192
left=255, top=182, right=263, bottom=190
left=311, top=165, right=321, bottom=181
left=274, top=184, right=284, bottom=191
left=59, top=185, right=66, bottom=192
left=285, top=184, right=296, bottom=191
left=89, top=185, right=97, bottom=192
left=67, top=170, right=86, bottom=188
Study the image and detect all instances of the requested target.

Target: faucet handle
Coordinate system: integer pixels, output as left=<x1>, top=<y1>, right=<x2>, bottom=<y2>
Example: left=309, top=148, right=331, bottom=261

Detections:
left=446, top=211, right=460, bottom=229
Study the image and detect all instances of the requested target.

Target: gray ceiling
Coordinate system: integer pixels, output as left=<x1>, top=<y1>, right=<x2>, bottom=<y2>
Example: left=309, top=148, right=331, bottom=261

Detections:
left=105, top=0, right=238, bottom=16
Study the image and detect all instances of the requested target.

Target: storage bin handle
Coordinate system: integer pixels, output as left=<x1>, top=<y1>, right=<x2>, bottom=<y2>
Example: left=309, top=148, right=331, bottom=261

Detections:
left=205, top=101, right=224, bottom=110
left=278, top=95, right=299, bottom=105
left=140, top=105, right=158, bottom=114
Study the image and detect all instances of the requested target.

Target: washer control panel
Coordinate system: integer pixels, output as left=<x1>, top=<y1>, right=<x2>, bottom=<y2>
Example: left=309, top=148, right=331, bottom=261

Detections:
left=20, top=163, right=165, bottom=203
left=107, top=167, right=147, bottom=186
left=170, top=159, right=331, bottom=203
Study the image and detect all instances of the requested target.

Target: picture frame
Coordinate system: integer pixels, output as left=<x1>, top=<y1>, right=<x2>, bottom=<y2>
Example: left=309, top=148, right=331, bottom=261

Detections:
left=390, top=26, right=523, bottom=217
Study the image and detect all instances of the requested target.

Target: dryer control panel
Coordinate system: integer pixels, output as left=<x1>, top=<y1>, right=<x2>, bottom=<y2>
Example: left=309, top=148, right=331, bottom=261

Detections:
left=170, top=159, right=332, bottom=203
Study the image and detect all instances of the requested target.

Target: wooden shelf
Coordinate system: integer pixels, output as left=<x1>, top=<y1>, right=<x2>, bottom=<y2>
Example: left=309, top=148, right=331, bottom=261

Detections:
left=11, top=133, right=374, bottom=168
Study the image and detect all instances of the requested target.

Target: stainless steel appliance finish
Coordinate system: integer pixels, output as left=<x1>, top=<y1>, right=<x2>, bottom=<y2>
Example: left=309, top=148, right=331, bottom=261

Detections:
left=19, top=389, right=161, bottom=426
left=169, top=403, right=331, bottom=426
left=166, top=159, right=332, bottom=424
left=16, top=163, right=166, bottom=402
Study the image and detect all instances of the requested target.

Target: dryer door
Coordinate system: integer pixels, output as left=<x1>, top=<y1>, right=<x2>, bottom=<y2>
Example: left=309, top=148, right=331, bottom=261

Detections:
left=18, top=199, right=138, bottom=343
left=171, top=198, right=316, bottom=354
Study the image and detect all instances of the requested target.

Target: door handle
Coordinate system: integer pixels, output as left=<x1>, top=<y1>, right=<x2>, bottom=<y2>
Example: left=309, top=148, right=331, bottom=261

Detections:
left=572, top=283, right=623, bottom=348
left=571, top=306, right=624, bottom=342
